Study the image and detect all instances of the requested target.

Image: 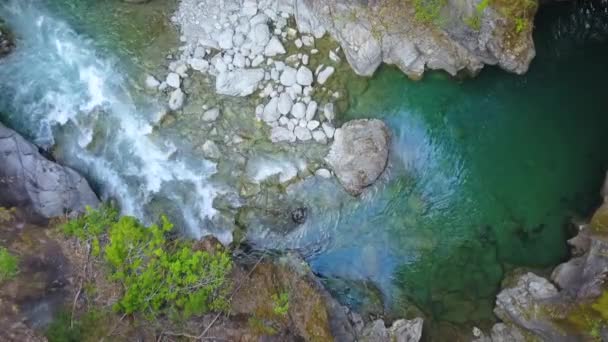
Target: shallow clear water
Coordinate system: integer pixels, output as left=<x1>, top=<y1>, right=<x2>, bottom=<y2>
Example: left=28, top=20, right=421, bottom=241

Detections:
left=1, top=0, right=608, bottom=337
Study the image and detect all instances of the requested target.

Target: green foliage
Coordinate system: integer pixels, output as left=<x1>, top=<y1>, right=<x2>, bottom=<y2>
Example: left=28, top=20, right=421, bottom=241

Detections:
left=272, top=292, right=290, bottom=317
left=62, top=205, right=118, bottom=257
left=465, top=0, right=490, bottom=31
left=413, top=0, right=447, bottom=24
left=63, top=207, right=233, bottom=319
left=0, top=247, right=18, bottom=282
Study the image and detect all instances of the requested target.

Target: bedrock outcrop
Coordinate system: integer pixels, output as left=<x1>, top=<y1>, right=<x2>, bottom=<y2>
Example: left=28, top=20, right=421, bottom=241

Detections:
left=295, top=0, right=537, bottom=79
left=0, top=123, right=99, bottom=219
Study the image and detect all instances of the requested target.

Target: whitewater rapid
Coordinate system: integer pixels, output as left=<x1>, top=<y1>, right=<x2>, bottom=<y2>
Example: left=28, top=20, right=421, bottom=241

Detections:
left=0, top=0, right=230, bottom=243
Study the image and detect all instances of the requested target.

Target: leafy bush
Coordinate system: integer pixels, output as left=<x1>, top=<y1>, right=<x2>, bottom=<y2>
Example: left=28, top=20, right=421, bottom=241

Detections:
left=0, top=247, right=18, bottom=282
left=62, top=207, right=233, bottom=319
left=46, top=309, right=111, bottom=342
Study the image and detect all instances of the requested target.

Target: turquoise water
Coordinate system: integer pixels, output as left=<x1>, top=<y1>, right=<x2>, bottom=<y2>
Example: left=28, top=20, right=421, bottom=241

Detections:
left=312, top=0, right=608, bottom=330
left=1, top=0, right=608, bottom=338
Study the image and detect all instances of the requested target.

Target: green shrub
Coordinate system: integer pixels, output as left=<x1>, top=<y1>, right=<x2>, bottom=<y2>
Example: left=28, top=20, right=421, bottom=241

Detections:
left=46, top=309, right=111, bottom=342
left=62, top=207, right=233, bottom=319
left=0, top=247, right=18, bottom=282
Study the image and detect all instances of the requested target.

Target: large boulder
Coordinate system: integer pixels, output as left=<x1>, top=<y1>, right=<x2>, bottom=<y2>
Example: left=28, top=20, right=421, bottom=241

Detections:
left=0, top=123, right=99, bottom=219
left=360, top=318, right=424, bottom=342
left=326, top=119, right=390, bottom=196
left=295, top=0, right=536, bottom=79
left=215, top=69, right=265, bottom=97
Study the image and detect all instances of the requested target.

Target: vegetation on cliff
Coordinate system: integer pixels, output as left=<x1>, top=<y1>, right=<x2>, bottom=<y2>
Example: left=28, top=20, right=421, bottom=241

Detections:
left=62, top=205, right=233, bottom=319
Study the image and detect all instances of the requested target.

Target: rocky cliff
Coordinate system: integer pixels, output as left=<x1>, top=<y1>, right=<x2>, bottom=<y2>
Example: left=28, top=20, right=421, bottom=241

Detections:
left=295, top=0, right=537, bottom=79
left=0, top=123, right=99, bottom=219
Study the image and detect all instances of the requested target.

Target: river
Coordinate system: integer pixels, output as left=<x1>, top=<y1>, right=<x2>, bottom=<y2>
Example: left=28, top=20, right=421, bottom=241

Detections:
left=1, top=0, right=607, bottom=338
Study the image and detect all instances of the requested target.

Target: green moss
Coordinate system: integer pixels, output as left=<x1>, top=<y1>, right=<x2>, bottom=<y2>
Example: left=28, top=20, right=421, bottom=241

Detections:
left=46, top=309, right=113, bottom=342
left=0, top=247, right=19, bottom=282
left=272, top=291, right=290, bottom=317
left=413, top=0, right=447, bottom=24
left=551, top=291, right=608, bottom=341
left=0, top=207, right=15, bottom=223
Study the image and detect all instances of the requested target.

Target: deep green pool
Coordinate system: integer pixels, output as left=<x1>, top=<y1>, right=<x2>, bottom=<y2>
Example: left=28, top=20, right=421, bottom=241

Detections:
left=314, top=0, right=608, bottom=332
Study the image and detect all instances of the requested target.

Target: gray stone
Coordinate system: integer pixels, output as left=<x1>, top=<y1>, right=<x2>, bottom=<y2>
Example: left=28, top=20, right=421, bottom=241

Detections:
left=296, top=66, right=314, bottom=86
left=145, top=75, right=160, bottom=89
left=265, top=36, right=286, bottom=57
left=202, top=108, right=221, bottom=122
left=0, top=123, right=99, bottom=218
left=168, top=88, right=185, bottom=110
left=317, top=66, right=335, bottom=85
left=280, top=66, right=298, bottom=86
left=166, top=72, right=181, bottom=88
left=291, top=102, right=306, bottom=119
left=326, top=119, right=390, bottom=196
left=202, top=140, right=221, bottom=159
left=263, top=97, right=281, bottom=122
left=294, top=126, right=312, bottom=141
left=215, top=69, right=265, bottom=97
left=305, top=101, right=318, bottom=121
left=278, top=92, right=294, bottom=115
left=270, top=126, right=296, bottom=143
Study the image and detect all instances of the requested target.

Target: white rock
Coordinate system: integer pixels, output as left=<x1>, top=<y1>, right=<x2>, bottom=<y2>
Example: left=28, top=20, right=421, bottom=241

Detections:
left=294, top=126, right=312, bottom=141
left=296, top=66, right=314, bottom=86
left=271, top=68, right=280, bottom=81
left=158, top=82, right=168, bottom=91
left=264, top=36, right=286, bottom=57
left=216, top=69, right=265, bottom=97
left=329, top=50, right=341, bottom=63
left=251, top=54, right=265, bottom=67
left=250, top=13, right=269, bottom=26
left=168, top=88, right=185, bottom=111
left=271, top=126, right=296, bottom=143
left=233, top=32, right=246, bottom=47
left=251, top=23, right=270, bottom=47
left=287, top=28, right=298, bottom=39
left=263, top=97, right=281, bottom=122
left=217, top=28, right=235, bottom=50
left=145, top=75, right=160, bottom=89
left=166, top=73, right=181, bottom=89
left=298, top=119, right=307, bottom=128
left=274, top=61, right=285, bottom=71
left=242, top=0, right=258, bottom=17
left=193, top=46, right=206, bottom=58
left=202, top=140, right=221, bottom=159
left=302, top=54, right=309, bottom=65
left=315, top=168, right=331, bottom=178
left=202, top=108, right=221, bottom=122
left=278, top=92, right=293, bottom=115
left=303, top=86, right=314, bottom=97
left=233, top=53, right=246, bottom=68
left=287, top=121, right=295, bottom=131
left=323, top=103, right=335, bottom=121
left=291, top=102, right=306, bottom=119
left=305, top=101, right=318, bottom=121
left=301, top=35, right=314, bottom=47
left=307, top=120, right=320, bottom=130
left=322, top=122, right=335, bottom=139
left=279, top=116, right=289, bottom=125
left=311, top=48, right=319, bottom=54
left=294, top=38, right=303, bottom=48
left=189, top=58, right=209, bottom=72
left=312, top=130, right=327, bottom=144
left=280, top=66, right=297, bottom=86
left=286, top=54, right=300, bottom=65
left=317, top=66, right=335, bottom=85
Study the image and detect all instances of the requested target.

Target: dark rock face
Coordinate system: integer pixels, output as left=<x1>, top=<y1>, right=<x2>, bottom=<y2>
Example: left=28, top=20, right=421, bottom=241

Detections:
left=0, top=123, right=99, bottom=219
left=0, top=21, right=15, bottom=58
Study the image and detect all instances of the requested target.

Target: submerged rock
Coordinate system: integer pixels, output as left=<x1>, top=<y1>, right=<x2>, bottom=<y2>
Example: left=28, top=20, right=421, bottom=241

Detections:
left=0, top=123, right=99, bottom=219
left=215, top=69, right=265, bottom=97
left=326, top=119, right=390, bottom=196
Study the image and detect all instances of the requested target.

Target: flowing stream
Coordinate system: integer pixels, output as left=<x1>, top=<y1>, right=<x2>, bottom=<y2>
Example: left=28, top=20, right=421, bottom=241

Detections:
left=2, top=0, right=608, bottom=336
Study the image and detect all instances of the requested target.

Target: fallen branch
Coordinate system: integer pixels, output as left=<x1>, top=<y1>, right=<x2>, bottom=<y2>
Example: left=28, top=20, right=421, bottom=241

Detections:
left=71, top=240, right=91, bottom=328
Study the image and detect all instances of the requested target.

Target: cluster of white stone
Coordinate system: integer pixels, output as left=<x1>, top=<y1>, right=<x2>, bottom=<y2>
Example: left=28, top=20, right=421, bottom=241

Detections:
left=146, top=0, right=341, bottom=145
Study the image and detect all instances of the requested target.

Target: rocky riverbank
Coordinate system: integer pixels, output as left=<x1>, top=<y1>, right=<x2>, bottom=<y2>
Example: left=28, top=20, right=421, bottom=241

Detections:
left=474, top=175, right=608, bottom=341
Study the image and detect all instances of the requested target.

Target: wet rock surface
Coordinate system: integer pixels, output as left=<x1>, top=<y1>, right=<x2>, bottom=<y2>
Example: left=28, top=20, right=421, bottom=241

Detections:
left=326, top=119, right=390, bottom=196
left=0, top=20, right=14, bottom=58
left=0, top=123, right=99, bottom=219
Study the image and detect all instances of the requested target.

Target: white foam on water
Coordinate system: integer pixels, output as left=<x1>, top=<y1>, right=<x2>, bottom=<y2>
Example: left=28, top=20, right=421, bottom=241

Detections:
left=0, top=0, right=228, bottom=242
